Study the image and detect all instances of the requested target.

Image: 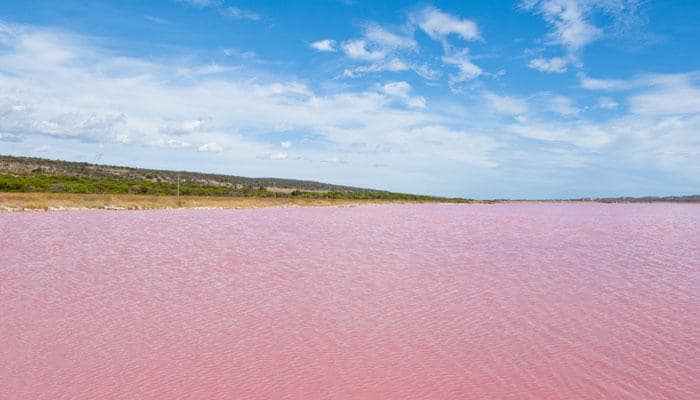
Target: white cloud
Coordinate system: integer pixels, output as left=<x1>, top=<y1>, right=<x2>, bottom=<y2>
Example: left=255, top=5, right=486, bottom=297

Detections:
left=628, top=80, right=700, bottom=116
left=579, top=74, right=634, bottom=90
left=580, top=73, right=700, bottom=115
left=198, top=142, right=224, bottom=153
left=341, top=39, right=385, bottom=61
left=409, top=7, right=484, bottom=81
left=381, top=81, right=411, bottom=97
left=0, top=28, right=79, bottom=70
left=160, top=118, right=207, bottom=136
left=280, top=140, right=292, bottom=148
left=484, top=92, right=529, bottom=115
left=414, top=6, right=480, bottom=41
left=333, top=8, right=481, bottom=82
left=310, top=39, right=336, bottom=52
left=528, top=56, right=568, bottom=73
left=381, top=81, right=426, bottom=108
left=412, top=64, right=441, bottom=80
left=338, top=22, right=420, bottom=78
left=522, top=1, right=644, bottom=72
left=363, top=24, right=417, bottom=50
left=442, top=50, right=482, bottom=82
left=340, top=24, right=415, bottom=63
left=604, top=113, right=700, bottom=179
left=523, top=0, right=602, bottom=52
left=342, top=58, right=408, bottom=77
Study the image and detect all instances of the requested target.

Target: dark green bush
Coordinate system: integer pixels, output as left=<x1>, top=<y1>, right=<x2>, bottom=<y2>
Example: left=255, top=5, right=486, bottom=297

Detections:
left=0, top=172, right=468, bottom=202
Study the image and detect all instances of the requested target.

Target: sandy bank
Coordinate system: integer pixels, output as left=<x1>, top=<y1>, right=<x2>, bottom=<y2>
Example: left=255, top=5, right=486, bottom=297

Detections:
left=0, top=192, right=464, bottom=212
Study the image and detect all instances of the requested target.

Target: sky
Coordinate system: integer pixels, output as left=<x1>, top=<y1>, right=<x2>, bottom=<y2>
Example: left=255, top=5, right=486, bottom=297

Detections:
left=0, top=0, right=698, bottom=199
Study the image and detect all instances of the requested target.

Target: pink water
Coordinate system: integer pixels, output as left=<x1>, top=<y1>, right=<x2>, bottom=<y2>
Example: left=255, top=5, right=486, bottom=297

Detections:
left=1, top=204, right=698, bottom=399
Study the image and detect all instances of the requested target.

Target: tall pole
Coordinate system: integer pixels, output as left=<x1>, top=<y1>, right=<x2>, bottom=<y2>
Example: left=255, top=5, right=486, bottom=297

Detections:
left=177, top=173, right=180, bottom=207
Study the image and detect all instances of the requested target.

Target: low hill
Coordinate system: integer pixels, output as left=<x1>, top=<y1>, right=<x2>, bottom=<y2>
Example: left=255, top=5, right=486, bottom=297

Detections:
left=0, top=155, right=370, bottom=191
left=0, top=155, right=467, bottom=202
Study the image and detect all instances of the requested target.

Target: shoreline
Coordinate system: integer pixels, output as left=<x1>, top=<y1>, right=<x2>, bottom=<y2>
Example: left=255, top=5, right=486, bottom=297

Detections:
left=0, top=192, right=473, bottom=212
left=1, top=192, right=697, bottom=212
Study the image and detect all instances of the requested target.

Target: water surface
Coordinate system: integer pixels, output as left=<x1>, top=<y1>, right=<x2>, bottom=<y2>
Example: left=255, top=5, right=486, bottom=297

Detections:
left=1, top=204, right=698, bottom=399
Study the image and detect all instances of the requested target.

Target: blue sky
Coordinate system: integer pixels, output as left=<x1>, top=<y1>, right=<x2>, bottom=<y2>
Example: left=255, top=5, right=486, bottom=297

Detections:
left=0, top=0, right=698, bottom=198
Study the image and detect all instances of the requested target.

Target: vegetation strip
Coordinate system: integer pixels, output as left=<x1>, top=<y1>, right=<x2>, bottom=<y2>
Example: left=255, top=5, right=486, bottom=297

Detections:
left=0, top=155, right=469, bottom=203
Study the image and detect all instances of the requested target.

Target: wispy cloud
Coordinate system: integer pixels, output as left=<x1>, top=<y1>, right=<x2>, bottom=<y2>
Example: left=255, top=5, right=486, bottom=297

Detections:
left=177, top=0, right=261, bottom=22
left=381, top=81, right=426, bottom=108
left=310, top=39, right=336, bottom=52
left=528, top=56, right=568, bottom=73
left=411, top=6, right=483, bottom=83
left=484, top=92, right=529, bottom=116
left=342, top=58, right=408, bottom=77
left=223, top=47, right=257, bottom=59
left=579, top=74, right=636, bottom=90
left=523, top=0, right=602, bottom=52
left=413, top=6, right=480, bottom=42
left=628, top=77, right=700, bottom=116
left=329, top=6, right=483, bottom=81
left=579, top=72, right=700, bottom=94
left=220, top=6, right=260, bottom=21
left=177, top=0, right=222, bottom=7
left=522, top=0, right=644, bottom=73
left=144, top=15, right=168, bottom=25
left=338, top=26, right=415, bottom=78
left=339, top=23, right=415, bottom=64
left=341, top=39, right=385, bottom=61
left=363, top=23, right=417, bottom=50
left=198, top=142, right=224, bottom=153
left=442, top=50, right=482, bottom=82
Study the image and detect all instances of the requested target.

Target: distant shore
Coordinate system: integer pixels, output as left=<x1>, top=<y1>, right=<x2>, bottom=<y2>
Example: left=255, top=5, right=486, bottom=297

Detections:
left=0, top=192, right=477, bottom=212
left=2, top=192, right=698, bottom=212
left=2, top=156, right=696, bottom=210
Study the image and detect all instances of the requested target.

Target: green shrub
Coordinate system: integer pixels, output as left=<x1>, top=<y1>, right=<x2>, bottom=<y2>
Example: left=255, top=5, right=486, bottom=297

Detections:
left=0, top=172, right=468, bottom=202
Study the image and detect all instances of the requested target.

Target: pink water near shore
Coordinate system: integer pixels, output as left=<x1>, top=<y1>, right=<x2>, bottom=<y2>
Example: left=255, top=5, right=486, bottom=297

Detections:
left=1, top=203, right=699, bottom=399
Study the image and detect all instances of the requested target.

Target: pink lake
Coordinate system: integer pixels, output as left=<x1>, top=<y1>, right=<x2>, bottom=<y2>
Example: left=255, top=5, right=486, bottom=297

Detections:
left=1, top=203, right=699, bottom=399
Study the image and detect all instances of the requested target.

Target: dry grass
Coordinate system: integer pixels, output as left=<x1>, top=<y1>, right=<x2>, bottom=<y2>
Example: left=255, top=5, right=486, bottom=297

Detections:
left=0, top=192, right=446, bottom=212
left=265, top=186, right=329, bottom=194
